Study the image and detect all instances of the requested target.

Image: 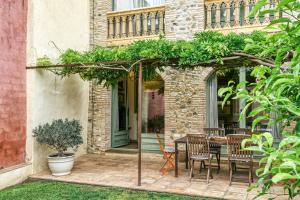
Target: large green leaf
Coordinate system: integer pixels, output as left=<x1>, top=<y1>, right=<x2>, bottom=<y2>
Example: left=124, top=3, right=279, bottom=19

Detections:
left=279, top=136, right=300, bottom=149
left=272, top=173, right=295, bottom=183
left=262, top=132, right=274, bottom=147
left=286, top=104, right=300, bottom=116
left=252, top=116, right=269, bottom=130
left=295, top=121, right=300, bottom=133
left=248, top=106, right=266, bottom=117
left=249, top=0, right=267, bottom=17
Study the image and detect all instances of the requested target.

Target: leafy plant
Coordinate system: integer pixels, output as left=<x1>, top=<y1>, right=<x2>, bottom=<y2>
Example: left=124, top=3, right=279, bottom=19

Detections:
left=219, top=0, right=300, bottom=199
left=33, top=119, right=83, bottom=156
left=37, top=56, right=52, bottom=66
left=38, top=31, right=267, bottom=87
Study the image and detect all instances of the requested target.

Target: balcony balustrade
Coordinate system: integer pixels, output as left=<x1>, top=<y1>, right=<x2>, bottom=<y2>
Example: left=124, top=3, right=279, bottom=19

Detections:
left=205, top=0, right=280, bottom=32
left=107, top=6, right=165, bottom=44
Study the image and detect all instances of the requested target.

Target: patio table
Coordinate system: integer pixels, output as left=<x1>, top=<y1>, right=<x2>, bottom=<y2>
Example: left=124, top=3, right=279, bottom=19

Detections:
left=174, top=135, right=227, bottom=177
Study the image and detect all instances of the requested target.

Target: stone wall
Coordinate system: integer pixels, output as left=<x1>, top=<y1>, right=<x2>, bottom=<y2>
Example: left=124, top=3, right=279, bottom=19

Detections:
left=90, top=0, right=111, bottom=47
left=87, top=0, right=211, bottom=151
left=87, top=82, right=112, bottom=152
left=163, top=67, right=213, bottom=145
left=165, top=0, right=205, bottom=40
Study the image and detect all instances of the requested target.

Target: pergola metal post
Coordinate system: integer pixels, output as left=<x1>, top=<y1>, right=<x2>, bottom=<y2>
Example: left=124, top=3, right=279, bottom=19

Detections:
left=137, top=62, right=142, bottom=186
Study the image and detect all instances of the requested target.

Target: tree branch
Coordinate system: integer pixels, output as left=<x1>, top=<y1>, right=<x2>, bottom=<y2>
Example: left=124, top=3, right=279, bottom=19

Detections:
left=232, top=52, right=275, bottom=66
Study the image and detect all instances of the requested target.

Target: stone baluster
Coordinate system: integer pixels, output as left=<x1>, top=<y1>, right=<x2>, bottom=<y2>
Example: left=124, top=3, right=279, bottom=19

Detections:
left=206, top=4, right=212, bottom=29
left=158, top=11, right=164, bottom=33
left=136, top=14, right=141, bottom=36
left=143, top=13, right=148, bottom=36
left=122, top=16, right=127, bottom=38
left=226, top=1, right=231, bottom=27
left=128, top=15, right=133, bottom=37
left=263, top=2, right=268, bottom=24
left=216, top=3, right=221, bottom=28
left=244, top=0, right=250, bottom=25
left=108, top=17, right=114, bottom=38
left=115, top=16, right=121, bottom=38
left=151, top=12, right=156, bottom=35
left=274, top=0, right=280, bottom=20
left=234, top=0, right=239, bottom=26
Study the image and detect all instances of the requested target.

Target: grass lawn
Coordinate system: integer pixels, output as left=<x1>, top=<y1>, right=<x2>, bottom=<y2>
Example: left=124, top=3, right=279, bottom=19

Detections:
left=0, top=180, right=218, bottom=200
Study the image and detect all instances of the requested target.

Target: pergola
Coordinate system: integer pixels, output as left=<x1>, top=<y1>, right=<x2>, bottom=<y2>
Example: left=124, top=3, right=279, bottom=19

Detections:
left=26, top=52, right=275, bottom=186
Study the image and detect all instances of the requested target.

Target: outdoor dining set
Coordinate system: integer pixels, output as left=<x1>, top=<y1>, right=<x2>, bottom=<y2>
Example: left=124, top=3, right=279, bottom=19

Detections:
left=157, top=128, right=257, bottom=185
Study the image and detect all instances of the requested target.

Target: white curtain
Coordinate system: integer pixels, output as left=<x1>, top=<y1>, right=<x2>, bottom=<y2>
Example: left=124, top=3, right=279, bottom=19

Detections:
left=206, top=75, right=219, bottom=128
left=112, top=86, right=119, bottom=132
left=113, top=0, right=165, bottom=11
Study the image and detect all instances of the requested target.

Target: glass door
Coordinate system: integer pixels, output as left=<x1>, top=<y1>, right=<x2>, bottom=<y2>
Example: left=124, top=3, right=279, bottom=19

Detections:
left=111, top=80, right=129, bottom=147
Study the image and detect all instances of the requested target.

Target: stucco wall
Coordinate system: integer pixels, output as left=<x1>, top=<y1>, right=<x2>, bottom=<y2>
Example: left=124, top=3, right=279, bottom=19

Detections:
left=26, top=0, right=90, bottom=173
left=0, top=0, right=27, bottom=169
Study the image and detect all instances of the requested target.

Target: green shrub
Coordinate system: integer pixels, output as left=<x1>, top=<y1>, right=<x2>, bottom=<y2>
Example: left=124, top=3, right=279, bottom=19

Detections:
left=33, top=119, right=83, bottom=156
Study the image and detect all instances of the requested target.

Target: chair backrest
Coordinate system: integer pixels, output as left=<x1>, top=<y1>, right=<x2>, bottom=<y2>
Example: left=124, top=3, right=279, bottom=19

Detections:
left=156, top=133, right=165, bottom=154
left=203, top=128, right=225, bottom=137
left=233, top=128, right=252, bottom=135
left=187, top=134, right=210, bottom=158
left=226, top=134, right=252, bottom=160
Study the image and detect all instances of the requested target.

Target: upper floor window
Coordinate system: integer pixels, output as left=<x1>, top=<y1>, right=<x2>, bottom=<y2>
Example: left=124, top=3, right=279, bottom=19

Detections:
left=112, top=0, right=165, bottom=11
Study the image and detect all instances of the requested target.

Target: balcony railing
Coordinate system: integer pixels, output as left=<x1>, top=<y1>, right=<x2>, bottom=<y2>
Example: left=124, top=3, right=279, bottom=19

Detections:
left=107, top=6, right=165, bottom=43
left=205, top=0, right=280, bottom=32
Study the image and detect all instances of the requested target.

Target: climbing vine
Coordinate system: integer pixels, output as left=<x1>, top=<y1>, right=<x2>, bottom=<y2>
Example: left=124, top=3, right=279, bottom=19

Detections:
left=38, top=31, right=269, bottom=87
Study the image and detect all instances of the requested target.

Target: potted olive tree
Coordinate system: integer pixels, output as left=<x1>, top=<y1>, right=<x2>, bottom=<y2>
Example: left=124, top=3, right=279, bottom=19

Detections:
left=33, top=119, right=83, bottom=176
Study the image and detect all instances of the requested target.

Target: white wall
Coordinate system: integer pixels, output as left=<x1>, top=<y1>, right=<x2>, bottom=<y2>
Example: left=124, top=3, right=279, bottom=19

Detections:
left=0, top=164, right=32, bottom=190
left=26, top=0, right=90, bottom=173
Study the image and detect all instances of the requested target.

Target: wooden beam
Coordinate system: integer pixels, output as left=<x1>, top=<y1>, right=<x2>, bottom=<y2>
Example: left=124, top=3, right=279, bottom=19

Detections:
left=26, top=61, right=132, bottom=69
left=137, top=62, right=142, bottom=186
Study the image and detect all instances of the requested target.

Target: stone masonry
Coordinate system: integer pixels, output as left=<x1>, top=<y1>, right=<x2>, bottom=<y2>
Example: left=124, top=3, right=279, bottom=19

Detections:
left=87, top=82, right=112, bottom=152
left=163, top=67, right=213, bottom=145
left=165, top=0, right=205, bottom=40
left=88, top=0, right=212, bottom=151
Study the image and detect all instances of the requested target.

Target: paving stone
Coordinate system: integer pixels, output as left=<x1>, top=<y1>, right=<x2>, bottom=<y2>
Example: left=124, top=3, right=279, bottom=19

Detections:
left=30, top=153, right=287, bottom=199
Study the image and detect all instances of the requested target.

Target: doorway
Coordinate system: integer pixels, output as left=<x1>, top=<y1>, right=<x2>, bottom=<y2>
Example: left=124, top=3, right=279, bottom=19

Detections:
left=206, top=67, right=260, bottom=132
left=111, top=74, right=165, bottom=152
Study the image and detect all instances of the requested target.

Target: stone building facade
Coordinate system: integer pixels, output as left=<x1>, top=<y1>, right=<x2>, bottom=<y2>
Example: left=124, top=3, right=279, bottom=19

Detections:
left=87, top=0, right=270, bottom=151
left=87, top=0, right=215, bottom=152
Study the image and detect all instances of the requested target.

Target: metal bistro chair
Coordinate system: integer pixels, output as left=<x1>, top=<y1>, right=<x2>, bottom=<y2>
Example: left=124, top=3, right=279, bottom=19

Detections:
left=227, top=134, right=254, bottom=186
left=203, top=128, right=225, bottom=173
left=156, top=133, right=175, bottom=175
left=187, top=134, right=213, bottom=183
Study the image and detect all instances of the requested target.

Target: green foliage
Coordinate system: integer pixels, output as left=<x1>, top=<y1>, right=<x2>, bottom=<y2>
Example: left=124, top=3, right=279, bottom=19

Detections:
left=242, top=126, right=300, bottom=199
left=220, top=0, right=300, bottom=199
left=33, top=119, right=83, bottom=156
left=44, top=31, right=267, bottom=87
left=37, top=56, right=52, bottom=66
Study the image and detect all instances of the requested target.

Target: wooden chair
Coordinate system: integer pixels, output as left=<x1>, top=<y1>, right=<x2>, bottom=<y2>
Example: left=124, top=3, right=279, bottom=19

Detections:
left=223, top=122, right=239, bottom=135
left=156, top=133, right=175, bottom=175
left=226, top=134, right=254, bottom=186
left=203, top=128, right=225, bottom=173
left=233, top=128, right=252, bottom=135
left=187, top=134, right=213, bottom=183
